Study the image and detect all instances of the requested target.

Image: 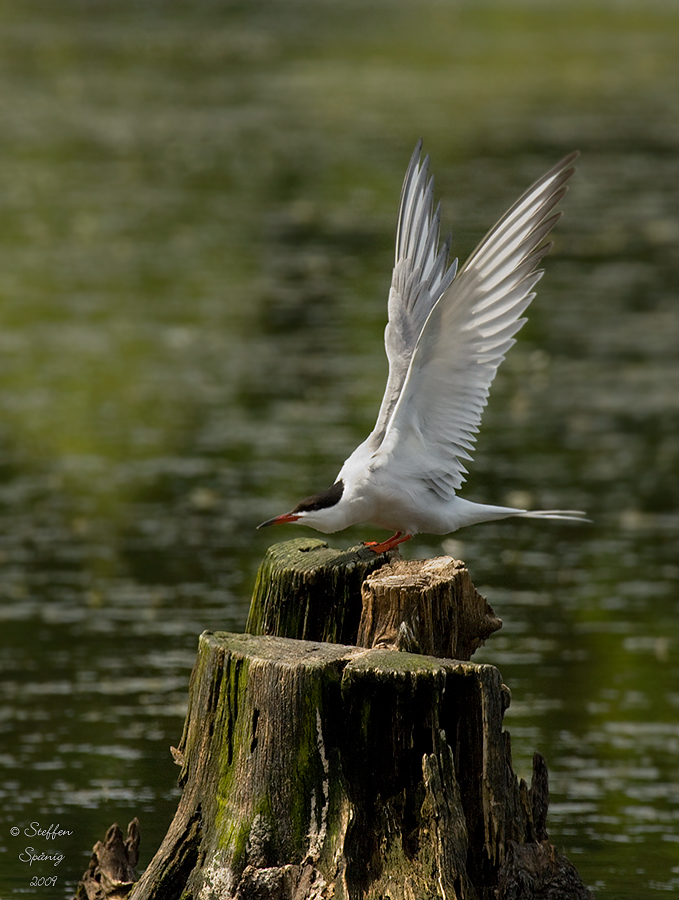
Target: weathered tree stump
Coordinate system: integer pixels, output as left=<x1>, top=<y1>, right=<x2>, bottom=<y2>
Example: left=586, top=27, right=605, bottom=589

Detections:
left=129, top=632, right=543, bottom=900
left=357, top=555, right=502, bottom=659
left=497, top=840, right=593, bottom=900
left=246, top=539, right=499, bottom=663
left=74, top=818, right=140, bottom=900
left=123, top=540, right=591, bottom=900
left=246, top=537, right=394, bottom=644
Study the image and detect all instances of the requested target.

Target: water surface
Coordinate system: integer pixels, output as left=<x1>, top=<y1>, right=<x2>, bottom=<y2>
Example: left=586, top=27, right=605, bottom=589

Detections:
left=0, top=2, right=678, bottom=897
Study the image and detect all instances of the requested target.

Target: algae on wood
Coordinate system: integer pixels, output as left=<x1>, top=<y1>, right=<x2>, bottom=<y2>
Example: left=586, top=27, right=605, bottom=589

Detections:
left=246, top=537, right=394, bottom=644
left=129, top=632, right=362, bottom=900
left=127, top=631, right=570, bottom=900
left=246, top=540, right=499, bottom=660
left=124, top=541, right=592, bottom=900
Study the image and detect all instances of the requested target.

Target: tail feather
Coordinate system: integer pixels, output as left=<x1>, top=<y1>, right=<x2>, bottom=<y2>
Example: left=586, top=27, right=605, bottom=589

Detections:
left=515, top=509, right=590, bottom=523
left=444, top=497, right=590, bottom=530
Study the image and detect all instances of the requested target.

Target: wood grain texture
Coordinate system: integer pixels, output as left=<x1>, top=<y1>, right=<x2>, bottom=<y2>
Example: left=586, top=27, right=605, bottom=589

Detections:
left=123, top=542, right=591, bottom=900
left=127, top=631, right=580, bottom=900
left=357, top=555, right=502, bottom=659
left=246, top=537, right=394, bottom=645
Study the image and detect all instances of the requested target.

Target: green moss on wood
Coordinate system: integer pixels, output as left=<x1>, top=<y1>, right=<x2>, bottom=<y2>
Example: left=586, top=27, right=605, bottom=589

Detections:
left=246, top=538, right=393, bottom=644
left=193, top=632, right=360, bottom=883
left=130, top=548, right=590, bottom=900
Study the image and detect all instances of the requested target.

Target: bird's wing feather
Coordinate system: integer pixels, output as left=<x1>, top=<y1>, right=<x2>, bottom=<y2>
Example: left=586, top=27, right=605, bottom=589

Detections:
left=373, top=151, right=579, bottom=500
left=367, top=141, right=458, bottom=450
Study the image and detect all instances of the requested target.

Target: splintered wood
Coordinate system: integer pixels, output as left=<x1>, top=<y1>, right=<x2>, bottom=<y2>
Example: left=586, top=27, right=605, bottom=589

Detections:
left=358, top=556, right=502, bottom=660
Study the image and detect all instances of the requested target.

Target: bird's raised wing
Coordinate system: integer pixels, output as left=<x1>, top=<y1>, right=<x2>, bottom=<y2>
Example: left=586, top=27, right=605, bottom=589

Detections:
left=367, top=141, right=458, bottom=450
left=373, top=151, right=579, bottom=500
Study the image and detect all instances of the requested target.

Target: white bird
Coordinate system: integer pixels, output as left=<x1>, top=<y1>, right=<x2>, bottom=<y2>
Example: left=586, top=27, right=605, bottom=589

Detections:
left=259, top=143, right=586, bottom=553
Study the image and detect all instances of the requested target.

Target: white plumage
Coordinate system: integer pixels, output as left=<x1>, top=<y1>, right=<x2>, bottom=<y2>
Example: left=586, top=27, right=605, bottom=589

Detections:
left=259, top=144, right=587, bottom=553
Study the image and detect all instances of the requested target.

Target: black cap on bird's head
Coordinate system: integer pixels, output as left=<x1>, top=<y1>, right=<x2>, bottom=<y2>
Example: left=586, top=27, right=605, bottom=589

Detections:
left=257, top=480, right=345, bottom=530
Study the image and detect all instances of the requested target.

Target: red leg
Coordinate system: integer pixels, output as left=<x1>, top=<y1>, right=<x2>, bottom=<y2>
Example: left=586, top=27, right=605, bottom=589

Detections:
left=364, top=532, right=412, bottom=554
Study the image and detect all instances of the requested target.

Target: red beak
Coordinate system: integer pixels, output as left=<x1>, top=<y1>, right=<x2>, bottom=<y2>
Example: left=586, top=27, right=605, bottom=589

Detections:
left=257, top=512, right=301, bottom=529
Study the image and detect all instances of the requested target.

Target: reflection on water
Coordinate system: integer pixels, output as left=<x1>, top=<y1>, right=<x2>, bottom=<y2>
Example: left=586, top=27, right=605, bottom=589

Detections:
left=0, top=2, right=678, bottom=897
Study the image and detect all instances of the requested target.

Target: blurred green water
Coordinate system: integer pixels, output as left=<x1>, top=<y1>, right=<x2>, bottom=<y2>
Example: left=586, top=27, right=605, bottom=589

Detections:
left=0, top=1, right=678, bottom=897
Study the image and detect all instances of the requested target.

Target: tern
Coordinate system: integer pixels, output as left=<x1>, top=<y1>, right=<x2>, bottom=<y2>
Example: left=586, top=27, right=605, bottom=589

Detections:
left=259, top=143, right=586, bottom=553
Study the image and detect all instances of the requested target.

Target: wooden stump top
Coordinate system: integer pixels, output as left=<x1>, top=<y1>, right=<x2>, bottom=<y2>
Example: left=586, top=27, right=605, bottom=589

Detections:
left=358, top=554, right=502, bottom=660
left=246, top=537, right=396, bottom=645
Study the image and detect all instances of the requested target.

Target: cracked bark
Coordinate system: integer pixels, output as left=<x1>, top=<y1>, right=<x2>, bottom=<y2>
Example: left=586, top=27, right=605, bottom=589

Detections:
left=120, top=540, right=590, bottom=900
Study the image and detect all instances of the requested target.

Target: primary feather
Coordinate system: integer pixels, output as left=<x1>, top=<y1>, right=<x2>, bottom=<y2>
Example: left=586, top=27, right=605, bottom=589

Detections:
left=368, top=140, right=458, bottom=451
left=373, top=150, right=579, bottom=500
